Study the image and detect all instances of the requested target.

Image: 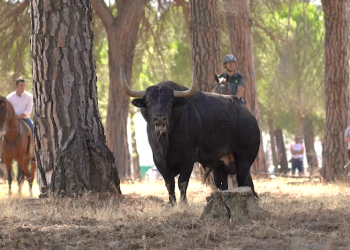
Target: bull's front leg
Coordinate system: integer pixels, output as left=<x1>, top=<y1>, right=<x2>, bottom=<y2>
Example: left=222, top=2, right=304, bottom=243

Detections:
left=165, top=178, right=176, bottom=204
left=178, top=181, right=188, bottom=203
left=178, top=165, right=193, bottom=203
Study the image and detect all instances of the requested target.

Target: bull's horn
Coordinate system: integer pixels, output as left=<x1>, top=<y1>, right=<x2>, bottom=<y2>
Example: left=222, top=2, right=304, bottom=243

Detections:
left=120, top=68, right=145, bottom=97
left=173, top=67, right=197, bottom=98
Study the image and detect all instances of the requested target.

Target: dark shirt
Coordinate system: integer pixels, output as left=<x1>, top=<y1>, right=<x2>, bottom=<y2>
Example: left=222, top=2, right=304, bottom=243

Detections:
left=218, top=72, right=244, bottom=95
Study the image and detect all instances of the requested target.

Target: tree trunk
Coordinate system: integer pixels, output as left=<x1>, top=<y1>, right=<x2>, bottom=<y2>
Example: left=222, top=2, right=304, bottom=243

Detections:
left=224, top=0, right=266, bottom=173
left=275, top=128, right=288, bottom=174
left=296, top=113, right=304, bottom=137
left=190, top=0, right=221, bottom=92
left=321, top=0, right=350, bottom=181
left=303, top=115, right=319, bottom=175
left=268, top=117, right=278, bottom=168
left=92, top=0, right=148, bottom=179
left=30, top=0, right=120, bottom=197
left=130, top=106, right=141, bottom=181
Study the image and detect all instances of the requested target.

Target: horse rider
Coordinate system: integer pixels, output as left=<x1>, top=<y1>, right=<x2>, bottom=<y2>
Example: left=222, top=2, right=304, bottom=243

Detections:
left=218, top=54, right=246, bottom=104
left=0, top=78, right=34, bottom=163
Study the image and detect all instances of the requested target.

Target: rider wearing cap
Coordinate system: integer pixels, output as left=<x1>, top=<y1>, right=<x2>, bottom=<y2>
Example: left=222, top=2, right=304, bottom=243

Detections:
left=218, top=54, right=245, bottom=103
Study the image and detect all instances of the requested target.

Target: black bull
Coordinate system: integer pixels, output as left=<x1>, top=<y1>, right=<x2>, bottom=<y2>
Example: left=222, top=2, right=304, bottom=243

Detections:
left=121, top=70, right=260, bottom=203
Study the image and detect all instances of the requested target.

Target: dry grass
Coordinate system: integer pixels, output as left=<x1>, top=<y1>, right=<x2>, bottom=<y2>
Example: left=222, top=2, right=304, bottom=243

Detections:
left=0, top=178, right=350, bottom=250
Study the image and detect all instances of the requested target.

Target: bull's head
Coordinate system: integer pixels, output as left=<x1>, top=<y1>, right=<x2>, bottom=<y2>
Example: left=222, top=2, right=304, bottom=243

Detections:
left=121, top=68, right=197, bottom=134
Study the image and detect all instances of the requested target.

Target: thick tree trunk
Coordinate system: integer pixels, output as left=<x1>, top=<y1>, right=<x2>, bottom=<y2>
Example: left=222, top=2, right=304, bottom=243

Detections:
left=296, top=113, right=304, bottom=137
left=92, top=0, right=148, bottom=179
left=224, top=0, right=266, bottom=173
left=275, top=128, right=288, bottom=174
left=190, top=0, right=221, bottom=92
left=130, top=107, right=141, bottom=181
left=267, top=117, right=278, bottom=168
left=303, top=115, right=319, bottom=175
left=321, top=0, right=350, bottom=181
left=30, top=0, right=120, bottom=197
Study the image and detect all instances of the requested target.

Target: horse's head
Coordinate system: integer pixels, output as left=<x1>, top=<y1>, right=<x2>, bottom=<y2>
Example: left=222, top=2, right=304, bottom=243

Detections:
left=212, top=74, right=232, bottom=95
left=0, top=96, right=8, bottom=130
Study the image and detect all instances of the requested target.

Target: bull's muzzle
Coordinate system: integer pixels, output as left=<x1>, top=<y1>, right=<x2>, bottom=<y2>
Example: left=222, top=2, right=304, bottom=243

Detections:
left=153, top=116, right=167, bottom=133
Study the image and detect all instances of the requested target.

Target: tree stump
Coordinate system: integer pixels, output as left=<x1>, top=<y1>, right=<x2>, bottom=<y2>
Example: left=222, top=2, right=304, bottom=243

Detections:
left=200, top=186, right=269, bottom=223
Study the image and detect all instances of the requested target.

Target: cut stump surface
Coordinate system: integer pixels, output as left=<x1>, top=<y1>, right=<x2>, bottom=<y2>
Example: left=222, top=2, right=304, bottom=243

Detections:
left=200, top=186, right=269, bottom=223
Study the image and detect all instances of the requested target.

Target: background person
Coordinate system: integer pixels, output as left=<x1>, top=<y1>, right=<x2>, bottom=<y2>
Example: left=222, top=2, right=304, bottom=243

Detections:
left=290, top=135, right=304, bottom=175
left=218, top=54, right=245, bottom=103
left=6, top=78, right=33, bottom=134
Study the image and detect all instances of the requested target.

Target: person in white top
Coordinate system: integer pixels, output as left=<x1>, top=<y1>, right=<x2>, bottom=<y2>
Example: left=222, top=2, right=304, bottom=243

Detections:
left=6, top=78, right=33, bottom=134
left=290, top=135, right=304, bottom=175
left=344, top=119, right=350, bottom=161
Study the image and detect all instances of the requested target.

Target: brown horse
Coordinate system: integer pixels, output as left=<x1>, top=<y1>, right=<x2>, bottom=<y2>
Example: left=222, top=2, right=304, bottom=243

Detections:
left=0, top=96, right=36, bottom=196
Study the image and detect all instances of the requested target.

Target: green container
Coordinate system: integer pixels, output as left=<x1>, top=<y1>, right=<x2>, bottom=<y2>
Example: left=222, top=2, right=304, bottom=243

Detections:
left=140, top=165, right=154, bottom=179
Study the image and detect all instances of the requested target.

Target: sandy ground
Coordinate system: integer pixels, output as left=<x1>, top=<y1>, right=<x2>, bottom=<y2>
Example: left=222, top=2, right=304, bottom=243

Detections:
left=0, top=177, right=350, bottom=250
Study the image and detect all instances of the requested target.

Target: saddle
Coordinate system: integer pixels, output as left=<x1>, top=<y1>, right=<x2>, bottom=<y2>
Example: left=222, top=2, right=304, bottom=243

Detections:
left=20, top=120, right=35, bottom=161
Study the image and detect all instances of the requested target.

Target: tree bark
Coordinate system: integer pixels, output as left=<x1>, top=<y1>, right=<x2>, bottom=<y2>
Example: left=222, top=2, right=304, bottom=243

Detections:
left=296, top=113, right=304, bottom=137
left=321, top=0, right=350, bottom=181
left=303, top=115, right=319, bottom=175
left=190, top=0, right=221, bottom=92
left=224, top=0, right=266, bottom=173
left=91, top=0, right=148, bottom=179
left=275, top=128, right=288, bottom=174
left=30, top=0, right=120, bottom=197
left=268, top=117, right=278, bottom=168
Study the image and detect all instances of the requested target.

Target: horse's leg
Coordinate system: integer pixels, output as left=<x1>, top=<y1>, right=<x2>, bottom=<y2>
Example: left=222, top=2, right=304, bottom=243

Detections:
left=17, top=159, right=28, bottom=195
left=4, top=157, right=12, bottom=195
left=28, top=160, right=36, bottom=197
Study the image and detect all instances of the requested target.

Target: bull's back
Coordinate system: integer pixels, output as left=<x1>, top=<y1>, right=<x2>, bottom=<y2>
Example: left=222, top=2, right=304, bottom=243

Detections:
left=187, top=92, right=260, bottom=161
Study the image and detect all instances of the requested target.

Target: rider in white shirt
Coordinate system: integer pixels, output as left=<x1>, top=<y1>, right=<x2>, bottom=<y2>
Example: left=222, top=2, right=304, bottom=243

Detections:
left=290, top=135, right=304, bottom=175
left=6, top=78, right=33, bottom=134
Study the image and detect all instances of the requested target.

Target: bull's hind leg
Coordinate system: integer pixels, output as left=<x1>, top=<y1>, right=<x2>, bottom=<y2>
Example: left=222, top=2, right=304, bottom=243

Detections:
left=235, top=154, right=258, bottom=198
left=213, top=164, right=228, bottom=190
left=201, top=160, right=227, bottom=191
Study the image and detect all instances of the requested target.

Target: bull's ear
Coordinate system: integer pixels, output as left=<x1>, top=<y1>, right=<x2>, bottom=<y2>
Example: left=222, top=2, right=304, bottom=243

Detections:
left=132, top=98, right=146, bottom=108
left=215, top=75, right=219, bottom=83
left=173, top=97, right=187, bottom=107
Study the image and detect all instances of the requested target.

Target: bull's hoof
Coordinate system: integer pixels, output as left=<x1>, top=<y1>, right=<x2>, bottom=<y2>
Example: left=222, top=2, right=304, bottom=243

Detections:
left=164, top=201, right=176, bottom=208
left=39, top=193, right=48, bottom=199
left=179, top=198, right=188, bottom=207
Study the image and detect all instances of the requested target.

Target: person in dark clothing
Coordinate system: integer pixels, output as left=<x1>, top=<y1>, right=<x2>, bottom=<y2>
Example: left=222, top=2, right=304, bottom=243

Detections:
left=218, top=54, right=245, bottom=103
